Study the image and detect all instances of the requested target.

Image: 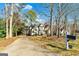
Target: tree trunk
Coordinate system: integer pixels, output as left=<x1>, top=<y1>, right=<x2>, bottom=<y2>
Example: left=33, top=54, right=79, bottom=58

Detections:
left=50, top=4, right=53, bottom=36
left=73, top=16, right=77, bottom=36
left=57, top=3, right=61, bottom=38
left=9, top=3, right=13, bottom=38
left=16, top=31, right=17, bottom=36
left=5, top=3, right=9, bottom=38
left=64, top=15, right=67, bottom=36
left=38, top=25, right=40, bottom=35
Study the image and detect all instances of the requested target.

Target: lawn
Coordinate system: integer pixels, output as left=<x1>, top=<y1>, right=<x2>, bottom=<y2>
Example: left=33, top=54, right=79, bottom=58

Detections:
left=27, top=36, right=79, bottom=56
left=0, top=35, right=79, bottom=56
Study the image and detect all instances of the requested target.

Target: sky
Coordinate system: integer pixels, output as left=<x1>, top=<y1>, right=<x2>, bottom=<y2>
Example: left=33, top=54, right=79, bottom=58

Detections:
left=0, top=3, right=49, bottom=23
left=0, top=3, right=5, bottom=18
left=0, top=3, right=79, bottom=23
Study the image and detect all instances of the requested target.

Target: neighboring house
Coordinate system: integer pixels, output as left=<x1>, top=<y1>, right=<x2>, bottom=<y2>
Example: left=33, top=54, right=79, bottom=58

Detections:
left=22, top=23, right=50, bottom=36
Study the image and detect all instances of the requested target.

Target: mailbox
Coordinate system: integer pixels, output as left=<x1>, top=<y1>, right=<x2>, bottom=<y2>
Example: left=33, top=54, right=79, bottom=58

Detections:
left=66, top=35, right=76, bottom=40
left=65, top=32, right=76, bottom=50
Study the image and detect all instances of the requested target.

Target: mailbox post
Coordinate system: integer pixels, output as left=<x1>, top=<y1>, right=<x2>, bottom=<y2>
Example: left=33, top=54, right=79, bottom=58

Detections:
left=65, top=31, right=76, bottom=50
left=66, top=32, right=69, bottom=50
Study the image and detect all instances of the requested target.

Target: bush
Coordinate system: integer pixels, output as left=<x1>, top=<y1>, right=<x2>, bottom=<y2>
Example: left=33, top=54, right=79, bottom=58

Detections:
left=0, top=30, right=6, bottom=38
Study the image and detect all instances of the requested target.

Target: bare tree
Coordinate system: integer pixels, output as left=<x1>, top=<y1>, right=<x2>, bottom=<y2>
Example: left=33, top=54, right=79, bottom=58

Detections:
left=72, top=16, right=77, bottom=36
left=5, top=3, right=9, bottom=38
left=49, top=3, right=53, bottom=36
left=9, top=3, right=13, bottom=37
left=39, top=3, right=53, bottom=36
left=57, top=3, right=61, bottom=38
